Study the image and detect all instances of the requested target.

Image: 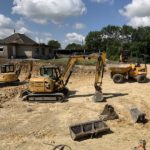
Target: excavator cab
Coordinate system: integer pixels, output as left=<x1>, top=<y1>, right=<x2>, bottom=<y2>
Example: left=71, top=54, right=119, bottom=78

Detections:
left=40, top=66, right=61, bottom=80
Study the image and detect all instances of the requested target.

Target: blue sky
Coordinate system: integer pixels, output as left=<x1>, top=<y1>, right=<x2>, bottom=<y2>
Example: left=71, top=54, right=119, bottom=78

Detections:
left=0, top=0, right=149, bottom=48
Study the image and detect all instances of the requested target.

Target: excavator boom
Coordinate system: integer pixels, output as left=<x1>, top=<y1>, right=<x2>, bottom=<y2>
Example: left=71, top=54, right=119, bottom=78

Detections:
left=61, top=52, right=106, bottom=102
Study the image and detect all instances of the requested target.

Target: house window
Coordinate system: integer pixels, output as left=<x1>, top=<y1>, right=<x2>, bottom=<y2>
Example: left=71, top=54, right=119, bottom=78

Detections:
left=0, top=46, right=3, bottom=51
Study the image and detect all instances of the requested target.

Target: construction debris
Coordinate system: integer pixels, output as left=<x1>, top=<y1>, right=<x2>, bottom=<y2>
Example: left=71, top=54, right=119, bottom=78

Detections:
left=133, top=140, right=146, bottom=150
left=99, top=104, right=119, bottom=121
left=130, top=108, right=146, bottom=123
left=69, top=120, right=110, bottom=141
left=43, top=141, right=71, bottom=150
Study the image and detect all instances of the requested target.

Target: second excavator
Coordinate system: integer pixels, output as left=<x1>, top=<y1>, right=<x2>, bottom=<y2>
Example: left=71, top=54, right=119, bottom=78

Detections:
left=20, top=52, right=106, bottom=102
left=0, top=61, right=33, bottom=85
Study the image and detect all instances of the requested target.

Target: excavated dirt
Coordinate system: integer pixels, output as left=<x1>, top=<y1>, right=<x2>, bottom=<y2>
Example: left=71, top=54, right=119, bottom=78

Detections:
left=0, top=63, right=150, bottom=150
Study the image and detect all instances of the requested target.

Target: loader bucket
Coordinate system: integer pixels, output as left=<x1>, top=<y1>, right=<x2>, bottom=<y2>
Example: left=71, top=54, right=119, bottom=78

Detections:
left=69, top=120, right=110, bottom=141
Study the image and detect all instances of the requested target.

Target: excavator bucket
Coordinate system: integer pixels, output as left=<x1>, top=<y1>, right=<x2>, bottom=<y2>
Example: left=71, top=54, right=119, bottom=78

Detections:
left=69, top=120, right=110, bottom=141
left=130, top=108, right=146, bottom=123
left=93, top=90, right=103, bottom=102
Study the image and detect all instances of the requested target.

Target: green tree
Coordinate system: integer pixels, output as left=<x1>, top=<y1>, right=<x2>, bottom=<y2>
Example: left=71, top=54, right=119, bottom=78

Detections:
left=85, top=25, right=150, bottom=61
left=121, top=25, right=134, bottom=42
left=101, top=25, right=121, bottom=40
left=85, top=31, right=102, bottom=50
left=65, top=43, right=83, bottom=50
left=48, top=40, right=61, bottom=50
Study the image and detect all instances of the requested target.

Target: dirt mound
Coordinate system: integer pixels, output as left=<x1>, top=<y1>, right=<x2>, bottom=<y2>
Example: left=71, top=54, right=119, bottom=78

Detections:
left=17, top=61, right=33, bottom=81
left=0, top=87, right=19, bottom=105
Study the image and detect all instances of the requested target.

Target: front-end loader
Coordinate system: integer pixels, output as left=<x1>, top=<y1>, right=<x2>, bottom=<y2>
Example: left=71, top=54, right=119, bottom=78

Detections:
left=20, top=52, right=106, bottom=102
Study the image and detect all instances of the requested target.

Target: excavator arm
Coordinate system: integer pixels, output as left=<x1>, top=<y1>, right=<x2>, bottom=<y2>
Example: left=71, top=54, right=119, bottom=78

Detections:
left=61, top=52, right=106, bottom=102
left=93, top=52, right=106, bottom=102
left=61, top=55, right=88, bottom=86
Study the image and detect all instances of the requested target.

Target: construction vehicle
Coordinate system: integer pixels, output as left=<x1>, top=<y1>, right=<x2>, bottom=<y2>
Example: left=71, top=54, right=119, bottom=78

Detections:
left=0, top=63, right=20, bottom=84
left=109, top=63, right=147, bottom=83
left=20, top=52, right=106, bottom=102
left=0, top=61, right=32, bottom=85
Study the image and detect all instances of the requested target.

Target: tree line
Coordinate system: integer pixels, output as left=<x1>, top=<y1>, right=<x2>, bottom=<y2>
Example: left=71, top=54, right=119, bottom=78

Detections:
left=48, top=25, right=150, bottom=60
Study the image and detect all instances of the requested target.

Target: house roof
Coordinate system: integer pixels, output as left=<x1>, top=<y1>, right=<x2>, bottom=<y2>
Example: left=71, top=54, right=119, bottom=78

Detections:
left=1, top=33, right=37, bottom=45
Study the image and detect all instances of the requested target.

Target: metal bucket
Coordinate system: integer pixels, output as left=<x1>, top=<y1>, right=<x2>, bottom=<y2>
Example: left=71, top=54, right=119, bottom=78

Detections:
left=69, top=120, right=110, bottom=141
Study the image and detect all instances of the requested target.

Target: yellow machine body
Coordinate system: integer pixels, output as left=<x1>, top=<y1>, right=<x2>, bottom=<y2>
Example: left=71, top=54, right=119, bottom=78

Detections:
left=0, top=72, right=18, bottom=83
left=109, top=63, right=147, bottom=83
left=129, top=64, right=147, bottom=77
left=0, top=64, right=19, bottom=83
left=29, top=76, right=55, bottom=93
left=22, top=52, right=106, bottom=102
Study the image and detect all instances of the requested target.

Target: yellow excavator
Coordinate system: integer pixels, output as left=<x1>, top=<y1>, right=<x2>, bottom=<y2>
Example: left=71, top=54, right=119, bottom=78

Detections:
left=0, top=63, right=21, bottom=84
left=0, top=61, right=33, bottom=85
left=20, top=52, right=106, bottom=102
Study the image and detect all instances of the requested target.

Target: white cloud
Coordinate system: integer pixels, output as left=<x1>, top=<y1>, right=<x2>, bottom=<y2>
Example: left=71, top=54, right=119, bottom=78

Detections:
left=66, top=32, right=85, bottom=44
left=0, top=13, right=53, bottom=45
left=16, top=19, right=25, bottom=29
left=128, top=16, right=150, bottom=27
left=0, top=14, right=32, bottom=39
left=12, top=0, right=87, bottom=24
left=34, top=32, right=52, bottom=44
left=0, top=14, right=14, bottom=28
left=18, top=27, right=32, bottom=34
left=0, top=14, right=14, bottom=38
left=62, top=32, right=85, bottom=48
left=73, top=23, right=86, bottom=30
left=119, top=0, right=150, bottom=27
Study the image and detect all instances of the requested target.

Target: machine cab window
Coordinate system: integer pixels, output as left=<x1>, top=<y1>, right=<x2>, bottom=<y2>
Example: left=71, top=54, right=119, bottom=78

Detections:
left=0, top=64, right=14, bottom=73
left=40, top=66, right=60, bottom=80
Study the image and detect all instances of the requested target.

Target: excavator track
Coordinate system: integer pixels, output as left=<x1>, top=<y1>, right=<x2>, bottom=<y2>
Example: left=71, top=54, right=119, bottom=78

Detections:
left=22, top=92, right=65, bottom=102
left=0, top=80, right=20, bottom=86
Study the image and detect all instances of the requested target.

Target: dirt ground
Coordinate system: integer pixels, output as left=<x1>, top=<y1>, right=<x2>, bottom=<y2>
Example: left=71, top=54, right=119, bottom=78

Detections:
left=0, top=64, right=150, bottom=150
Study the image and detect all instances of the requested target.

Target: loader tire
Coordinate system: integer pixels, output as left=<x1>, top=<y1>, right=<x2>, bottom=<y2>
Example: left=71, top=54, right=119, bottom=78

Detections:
left=112, top=74, right=124, bottom=83
left=136, top=75, right=146, bottom=83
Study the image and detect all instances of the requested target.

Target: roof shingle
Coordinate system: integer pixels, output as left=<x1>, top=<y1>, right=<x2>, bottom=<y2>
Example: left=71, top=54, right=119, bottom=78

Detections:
left=1, top=33, right=37, bottom=45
